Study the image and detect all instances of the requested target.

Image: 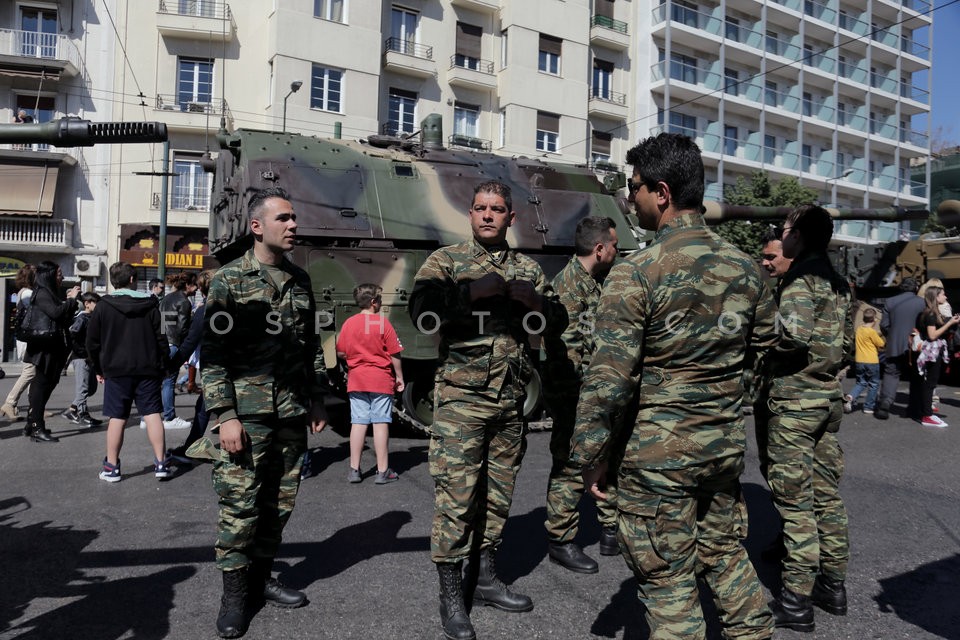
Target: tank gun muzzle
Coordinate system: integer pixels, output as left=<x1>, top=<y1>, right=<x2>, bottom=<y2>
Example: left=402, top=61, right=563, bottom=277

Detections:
left=0, top=117, right=168, bottom=147
left=702, top=201, right=930, bottom=223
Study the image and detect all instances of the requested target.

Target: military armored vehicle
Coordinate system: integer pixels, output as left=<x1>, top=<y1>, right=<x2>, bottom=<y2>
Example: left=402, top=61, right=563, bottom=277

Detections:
left=205, top=114, right=951, bottom=431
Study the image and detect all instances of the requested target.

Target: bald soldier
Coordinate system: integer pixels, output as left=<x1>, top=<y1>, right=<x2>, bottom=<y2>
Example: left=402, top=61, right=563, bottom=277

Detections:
left=571, top=133, right=778, bottom=639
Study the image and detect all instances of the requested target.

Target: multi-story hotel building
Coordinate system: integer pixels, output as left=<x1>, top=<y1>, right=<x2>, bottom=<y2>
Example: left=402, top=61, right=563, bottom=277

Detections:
left=0, top=0, right=934, bottom=356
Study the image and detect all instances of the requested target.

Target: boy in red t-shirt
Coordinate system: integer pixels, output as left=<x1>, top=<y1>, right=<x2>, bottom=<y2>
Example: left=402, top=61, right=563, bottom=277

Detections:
left=336, top=284, right=405, bottom=484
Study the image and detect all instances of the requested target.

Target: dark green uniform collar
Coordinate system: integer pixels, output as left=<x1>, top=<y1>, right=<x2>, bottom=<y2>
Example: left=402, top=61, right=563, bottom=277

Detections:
left=654, top=210, right=706, bottom=241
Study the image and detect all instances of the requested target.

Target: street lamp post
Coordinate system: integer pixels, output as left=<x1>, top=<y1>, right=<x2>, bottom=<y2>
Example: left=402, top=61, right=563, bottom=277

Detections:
left=282, top=80, right=303, bottom=133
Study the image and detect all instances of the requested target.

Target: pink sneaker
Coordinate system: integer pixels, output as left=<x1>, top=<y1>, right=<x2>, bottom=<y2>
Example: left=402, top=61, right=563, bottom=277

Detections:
left=920, top=415, right=948, bottom=428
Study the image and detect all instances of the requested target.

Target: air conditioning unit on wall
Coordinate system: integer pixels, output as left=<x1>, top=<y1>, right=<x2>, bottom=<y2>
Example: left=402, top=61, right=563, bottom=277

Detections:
left=74, top=255, right=103, bottom=277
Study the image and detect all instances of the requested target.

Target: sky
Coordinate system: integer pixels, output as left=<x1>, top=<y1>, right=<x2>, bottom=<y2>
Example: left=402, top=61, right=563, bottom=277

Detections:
left=932, top=2, right=960, bottom=146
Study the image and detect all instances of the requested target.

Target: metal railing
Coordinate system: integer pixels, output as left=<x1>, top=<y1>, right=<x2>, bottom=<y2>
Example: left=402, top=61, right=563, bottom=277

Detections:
left=384, top=37, right=433, bottom=60
left=0, top=218, right=73, bottom=248
left=590, top=88, right=627, bottom=106
left=155, top=94, right=228, bottom=115
left=0, top=28, right=81, bottom=69
left=449, top=54, right=494, bottom=75
left=157, top=0, right=231, bottom=20
left=591, top=15, right=628, bottom=34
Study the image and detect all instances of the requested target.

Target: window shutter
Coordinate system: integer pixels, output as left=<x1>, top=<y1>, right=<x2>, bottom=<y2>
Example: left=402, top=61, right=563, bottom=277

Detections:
left=539, top=34, right=562, bottom=56
left=537, top=111, right=559, bottom=133
left=456, top=22, right=482, bottom=58
left=595, top=0, right=615, bottom=19
left=592, top=130, right=611, bottom=155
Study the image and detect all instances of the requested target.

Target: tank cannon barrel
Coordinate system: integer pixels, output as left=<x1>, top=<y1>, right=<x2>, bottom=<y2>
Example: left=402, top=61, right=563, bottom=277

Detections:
left=0, top=118, right=167, bottom=147
left=702, top=201, right=930, bottom=223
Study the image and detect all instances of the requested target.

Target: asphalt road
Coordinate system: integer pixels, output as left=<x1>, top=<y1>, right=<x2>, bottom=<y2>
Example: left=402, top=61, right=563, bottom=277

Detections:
left=0, top=364, right=958, bottom=640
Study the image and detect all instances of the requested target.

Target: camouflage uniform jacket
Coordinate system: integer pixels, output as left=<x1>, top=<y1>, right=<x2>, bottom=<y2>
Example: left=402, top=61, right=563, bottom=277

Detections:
left=767, top=251, right=853, bottom=406
left=408, top=238, right=565, bottom=402
left=201, top=249, right=327, bottom=420
left=543, top=256, right=602, bottom=382
left=570, top=212, right=779, bottom=470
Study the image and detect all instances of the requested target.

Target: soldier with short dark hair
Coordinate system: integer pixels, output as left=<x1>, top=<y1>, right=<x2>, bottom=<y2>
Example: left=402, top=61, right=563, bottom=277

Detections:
left=202, top=186, right=329, bottom=638
left=542, top=215, right=619, bottom=574
left=409, top=180, right=567, bottom=640
left=766, top=203, right=853, bottom=631
left=572, top=133, right=778, bottom=639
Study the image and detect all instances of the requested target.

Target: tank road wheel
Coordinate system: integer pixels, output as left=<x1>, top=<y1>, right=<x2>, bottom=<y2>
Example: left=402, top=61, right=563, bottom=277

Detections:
left=401, top=378, right=435, bottom=434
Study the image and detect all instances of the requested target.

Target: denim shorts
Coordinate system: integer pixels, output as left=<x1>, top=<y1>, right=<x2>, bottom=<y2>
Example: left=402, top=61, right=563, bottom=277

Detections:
left=349, top=392, right=394, bottom=425
left=103, top=375, right=163, bottom=420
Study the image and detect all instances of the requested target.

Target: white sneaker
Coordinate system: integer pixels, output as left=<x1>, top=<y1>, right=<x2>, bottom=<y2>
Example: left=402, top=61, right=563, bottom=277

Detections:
left=163, top=416, right=192, bottom=430
left=139, top=419, right=147, bottom=429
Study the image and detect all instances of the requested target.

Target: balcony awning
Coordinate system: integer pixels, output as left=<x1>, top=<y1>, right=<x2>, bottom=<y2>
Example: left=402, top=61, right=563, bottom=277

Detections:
left=0, top=164, right=61, bottom=216
left=118, top=224, right=210, bottom=270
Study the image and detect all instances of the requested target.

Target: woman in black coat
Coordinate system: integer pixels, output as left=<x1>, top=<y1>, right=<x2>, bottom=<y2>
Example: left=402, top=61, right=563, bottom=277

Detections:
left=23, top=261, right=80, bottom=442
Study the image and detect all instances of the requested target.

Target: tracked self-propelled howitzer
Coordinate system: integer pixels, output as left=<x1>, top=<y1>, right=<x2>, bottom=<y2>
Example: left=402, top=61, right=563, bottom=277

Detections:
left=205, top=113, right=953, bottom=431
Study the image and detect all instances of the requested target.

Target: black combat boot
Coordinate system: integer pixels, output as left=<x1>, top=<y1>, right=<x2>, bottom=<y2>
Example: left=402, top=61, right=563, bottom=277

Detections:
left=599, top=526, right=619, bottom=556
left=26, top=420, right=58, bottom=443
left=874, top=403, right=890, bottom=420
left=216, top=569, right=249, bottom=638
left=250, top=558, right=306, bottom=608
left=548, top=542, right=599, bottom=573
left=473, top=548, right=534, bottom=612
left=811, top=574, right=847, bottom=615
left=771, top=586, right=815, bottom=632
left=437, top=562, right=476, bottom=640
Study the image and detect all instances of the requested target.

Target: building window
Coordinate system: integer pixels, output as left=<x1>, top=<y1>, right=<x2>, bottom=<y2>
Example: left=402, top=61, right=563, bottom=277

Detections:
left=455, top=22, right=482, bottom=70
left=499, top=108, right=506, bottom=148
left=837, top=102, right=847, bottom=126
left=593, top=59, right=614, bottom=99
left=177, top=57, right=214, bottom=110
left=453, top=102, right=480, bottom=138
left=671, top=0, right=698, bottom=27
left=724, top=68, right=738, bottom=96
left=836, top=151, right=846, bottom=176
left=314, top=0, right=345, bottom=22
left=388, top=87, right=417, bottom=135
left=536, top=111, right=559, bottom=152
left=591, top=130, right=612, bottom=164
left=725, top=17, right=740, bottom=42
left=802, top=92, right=813, bottom=117
left=178, top=1, right=218, bottom=17
left=724, top=125, right=737, bottom=156
left=838, top=55, right=847, bottom=77
left=668, top=112, right=697, bottom=138
left=310, top=64, right=342, bottom=112
left=500, top=29, right=508, bottom=70
left=801, top=144, right=813, bottom=172
left=391, top=6, right=418, bottom=55
left=765, top=80, right=778, bottom=107
left=764, top=134, right=776, bottom=163
left=19, top=6, right=58, bottom=58
left=538, top=34, right=562, bottom=75
left=172, top=154, right=212, bottom=211
left=766, top=30, right=780, bottom=55
left=670, top=53, right=697, bottom=84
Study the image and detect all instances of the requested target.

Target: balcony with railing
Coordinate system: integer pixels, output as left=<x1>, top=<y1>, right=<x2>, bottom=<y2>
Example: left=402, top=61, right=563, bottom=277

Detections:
left=769, top=0, right=803, bottom=12
left=154, top=95, right=233, bottom=131
left=837, top=11, right=870, bottom=37
left=0, top=218, right=74, bottom=253
left=590, top=15, right=629, bottom=50
left=157, top=0, right=235, bottom=41
left=448, top=134, right=491, bottom=152
left=383, top=37, right=435, bottom=78
left=447, top=55, right=497, bottom=90
left=802, top=0, right=838, bottom=24
left=588, top=88, right=628, bottom=120
left=450, top=0, right=499, bottom=11
left=0, top=29, right=80, bottom=78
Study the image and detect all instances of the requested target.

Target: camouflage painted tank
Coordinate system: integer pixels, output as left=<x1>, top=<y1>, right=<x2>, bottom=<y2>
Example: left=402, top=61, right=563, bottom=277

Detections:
left=206, top=114, right=946, bottom=431
left=208, top=114, right=647, bottom=431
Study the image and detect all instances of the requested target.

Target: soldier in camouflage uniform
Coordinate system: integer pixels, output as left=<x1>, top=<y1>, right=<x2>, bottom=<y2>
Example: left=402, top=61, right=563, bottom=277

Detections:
left=542, top=216, right=620, bottom=574
left=571, top=133, right=778, bottom=640
left=202, top=187, right=329, bottom=639
left=765, top=204, right=853, bottom=632
left=408, top=180, right=566, bottom=640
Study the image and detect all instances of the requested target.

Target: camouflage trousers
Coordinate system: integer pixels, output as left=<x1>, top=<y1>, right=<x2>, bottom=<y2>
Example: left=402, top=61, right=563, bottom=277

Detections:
left=546, top=411, right=617, bottom=542
left=212, top=416, right=307, bottom=571
left=617, top=457, right=774, bottom=640
left=766, top=399, right=848, bottom=594
left=428, top=382, right=527, bottom=563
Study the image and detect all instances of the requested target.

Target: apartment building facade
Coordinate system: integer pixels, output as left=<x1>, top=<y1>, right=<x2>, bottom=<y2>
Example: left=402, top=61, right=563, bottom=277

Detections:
left=0, top=0, right=935, bottom=292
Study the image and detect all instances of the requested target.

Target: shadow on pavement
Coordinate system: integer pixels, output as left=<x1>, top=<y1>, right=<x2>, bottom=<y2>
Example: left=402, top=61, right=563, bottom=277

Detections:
left=876, top=553, right=960, bottom=639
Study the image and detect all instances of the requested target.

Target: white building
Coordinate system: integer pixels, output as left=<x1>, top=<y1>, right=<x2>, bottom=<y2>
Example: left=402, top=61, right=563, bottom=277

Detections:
left=0, top=0, right=934, bottom=354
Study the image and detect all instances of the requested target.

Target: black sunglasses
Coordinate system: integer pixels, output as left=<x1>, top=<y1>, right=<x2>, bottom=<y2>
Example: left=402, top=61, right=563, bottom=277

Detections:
left=627, top=181, right=644, bottom=194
